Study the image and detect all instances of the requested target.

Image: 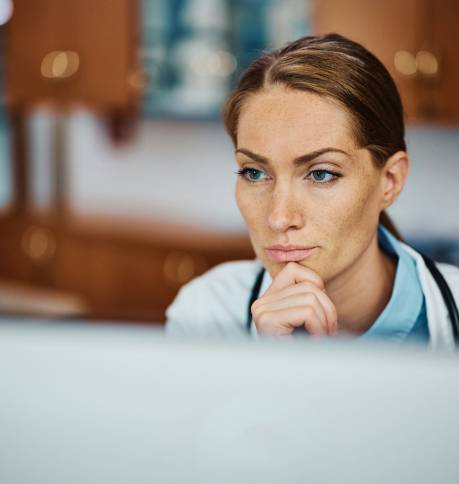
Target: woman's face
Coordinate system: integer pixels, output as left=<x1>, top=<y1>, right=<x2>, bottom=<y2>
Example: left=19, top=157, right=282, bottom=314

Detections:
left=235, top=85, right=387, bottom=283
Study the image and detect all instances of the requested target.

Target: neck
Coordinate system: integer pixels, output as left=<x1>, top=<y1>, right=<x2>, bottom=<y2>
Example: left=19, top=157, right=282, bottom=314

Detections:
left=325, top=233, right=397, bottom=335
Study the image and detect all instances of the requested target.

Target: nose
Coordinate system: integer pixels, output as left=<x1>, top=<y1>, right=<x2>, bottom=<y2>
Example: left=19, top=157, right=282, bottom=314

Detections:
left=267, top=185, right=304, bottom=233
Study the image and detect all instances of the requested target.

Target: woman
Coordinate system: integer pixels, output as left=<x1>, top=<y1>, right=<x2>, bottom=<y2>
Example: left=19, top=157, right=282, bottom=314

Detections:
left=165, top=33, right=459, bottom=349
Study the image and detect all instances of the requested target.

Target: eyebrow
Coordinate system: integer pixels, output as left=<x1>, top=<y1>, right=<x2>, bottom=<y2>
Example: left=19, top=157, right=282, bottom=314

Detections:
left=235, top=147, right=350, bottom=166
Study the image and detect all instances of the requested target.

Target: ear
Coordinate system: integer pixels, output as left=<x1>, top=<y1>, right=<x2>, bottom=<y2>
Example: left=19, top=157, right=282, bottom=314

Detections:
left=379, top=150, right=410, bottom=210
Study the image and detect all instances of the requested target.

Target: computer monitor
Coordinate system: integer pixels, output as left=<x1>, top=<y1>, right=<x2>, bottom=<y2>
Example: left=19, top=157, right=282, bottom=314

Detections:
left=1, top=320, right=458, bottom=484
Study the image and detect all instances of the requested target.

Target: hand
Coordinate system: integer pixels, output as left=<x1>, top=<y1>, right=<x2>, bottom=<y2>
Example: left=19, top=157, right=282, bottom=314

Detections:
left=251, top=262, right=338, bottom=337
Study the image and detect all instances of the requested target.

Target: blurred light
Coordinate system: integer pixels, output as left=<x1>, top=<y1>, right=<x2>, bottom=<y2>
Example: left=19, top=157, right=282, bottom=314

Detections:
left=127, top=69, right=149, bottom=92
left=190, top=49, right=237, bottom=78
left=206, top=50, right=237, bottom=77
left=52, top=52, right=69, bottom=78
left=21, top=226, right=56, bottom=264
left=163, top=252, right=208, bottom=284
left=0, top=0, right=13, bottom=26
left=394, top=50, right=417, bottom=76
left=416, top=50, right=439, bottom=76
left=41, top=51, right=80, bottom=80
left=164, top=252, right=196, bottom=284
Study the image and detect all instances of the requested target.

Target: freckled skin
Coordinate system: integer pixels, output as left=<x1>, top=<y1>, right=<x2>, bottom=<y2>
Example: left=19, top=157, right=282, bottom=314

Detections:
left=235, top=85, right=386, bottom=285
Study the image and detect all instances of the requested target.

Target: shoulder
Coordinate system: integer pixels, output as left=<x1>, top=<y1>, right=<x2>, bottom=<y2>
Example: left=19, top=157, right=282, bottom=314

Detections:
left=181, top=259, right=263, bottom=300
left=436, top=262, right=459, bottom=280
left=401, top=241, right=459, bottom=303
left=165, top=259, right=262, bottom=337
left=437, top=262, right=459, bottom=298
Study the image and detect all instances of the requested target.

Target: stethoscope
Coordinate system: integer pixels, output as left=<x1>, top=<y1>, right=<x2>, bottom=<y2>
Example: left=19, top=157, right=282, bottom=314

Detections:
left=247, top=253, right=459, bottom=345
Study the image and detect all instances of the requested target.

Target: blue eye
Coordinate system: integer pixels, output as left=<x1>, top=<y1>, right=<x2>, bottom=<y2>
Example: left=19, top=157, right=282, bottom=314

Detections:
left=236, top=168, right=340, bottom=185
left=236, top=168, right=269, bottom=182
left=309, top=169, right=339, bottom=184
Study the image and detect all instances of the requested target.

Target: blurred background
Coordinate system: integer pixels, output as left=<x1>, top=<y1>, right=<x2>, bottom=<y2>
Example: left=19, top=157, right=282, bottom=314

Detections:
left=0, top=0, right=457, bottom=324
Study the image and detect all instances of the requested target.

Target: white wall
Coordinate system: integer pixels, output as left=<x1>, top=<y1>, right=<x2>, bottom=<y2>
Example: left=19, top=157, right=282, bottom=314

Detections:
left=388, top=126, right=459, bottom=238
left=66, top=112, right=244, bottom=232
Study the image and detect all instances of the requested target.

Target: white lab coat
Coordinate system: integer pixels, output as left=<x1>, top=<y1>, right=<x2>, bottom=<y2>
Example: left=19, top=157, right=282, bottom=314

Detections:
left=165, top=242, right=459, bottom=350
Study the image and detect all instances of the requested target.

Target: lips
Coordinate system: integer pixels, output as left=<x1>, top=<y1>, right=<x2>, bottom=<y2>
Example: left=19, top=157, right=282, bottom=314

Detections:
left=266, top=246, right=317, bottom=262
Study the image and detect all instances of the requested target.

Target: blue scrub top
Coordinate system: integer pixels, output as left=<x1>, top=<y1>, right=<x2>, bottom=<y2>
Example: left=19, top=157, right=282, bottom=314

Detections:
left=359, top=225, right=429, bottom=344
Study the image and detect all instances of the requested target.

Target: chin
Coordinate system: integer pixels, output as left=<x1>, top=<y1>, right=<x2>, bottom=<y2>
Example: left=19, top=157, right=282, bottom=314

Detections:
left=256, top=257, right=279, bottom=278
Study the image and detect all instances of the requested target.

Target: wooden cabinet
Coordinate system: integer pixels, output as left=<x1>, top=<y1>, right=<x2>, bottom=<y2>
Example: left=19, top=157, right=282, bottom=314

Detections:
left=0, top=214, right=254, bottom=323
left=428, top=0, right=459, bottom=123
left=312, top=0, right=459, bottom=124
left=5, top=0, right=141, bottom=112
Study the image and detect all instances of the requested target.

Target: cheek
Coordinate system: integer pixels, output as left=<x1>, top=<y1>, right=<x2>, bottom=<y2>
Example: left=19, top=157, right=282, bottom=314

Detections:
left=236, top=181, right=266, bottom=230
left=345, top=175, right=381, bottom=226
left=320, top=175, right=381, bottom=254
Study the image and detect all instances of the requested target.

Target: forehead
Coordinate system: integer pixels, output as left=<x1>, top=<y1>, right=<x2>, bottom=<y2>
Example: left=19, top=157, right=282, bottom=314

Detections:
left=236, top=85, right=357, bottom=156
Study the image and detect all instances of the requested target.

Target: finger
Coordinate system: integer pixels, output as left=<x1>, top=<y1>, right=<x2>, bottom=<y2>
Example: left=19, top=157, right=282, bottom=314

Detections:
left=277, top=282, right=338, bottom=335
left=254, top=304, right=328, bottom=337
left=254, top=281, right=338, bottom=335
left=255, top=292, right=329, bottom=334
left=265, top=262, right=325, bottom=296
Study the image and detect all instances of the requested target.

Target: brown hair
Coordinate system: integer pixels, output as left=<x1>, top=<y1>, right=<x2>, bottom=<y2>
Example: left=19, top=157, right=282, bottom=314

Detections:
left=223, top=33, right=405, bottom=240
